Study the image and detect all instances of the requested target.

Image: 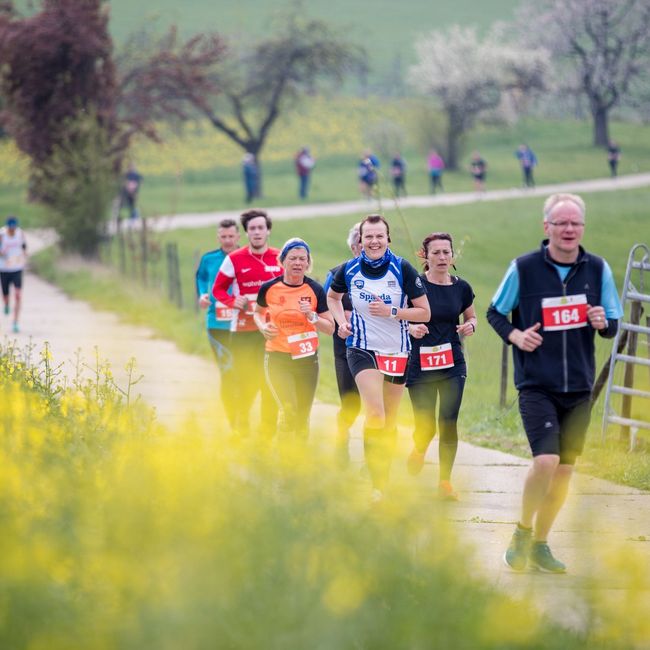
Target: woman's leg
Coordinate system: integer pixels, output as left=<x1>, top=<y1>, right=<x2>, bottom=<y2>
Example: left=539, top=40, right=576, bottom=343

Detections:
left=294, top=356, right=319, bottom=439
left=264, top=353, right=299, bottom=438
left=355, top=368, right=389, bottom=490
left=437, top=375, right=466, bottom=482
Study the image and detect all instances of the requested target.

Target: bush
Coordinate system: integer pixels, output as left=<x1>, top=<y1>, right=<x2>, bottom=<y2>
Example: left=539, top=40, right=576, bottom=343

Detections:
left=32, top=111, right=119, bottom=257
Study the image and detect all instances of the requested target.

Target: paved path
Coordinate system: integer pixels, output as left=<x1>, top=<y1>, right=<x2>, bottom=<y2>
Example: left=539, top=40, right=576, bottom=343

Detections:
left=9, top=179, right=650, bottom=632
left=145, top=172, right=650, bottom=231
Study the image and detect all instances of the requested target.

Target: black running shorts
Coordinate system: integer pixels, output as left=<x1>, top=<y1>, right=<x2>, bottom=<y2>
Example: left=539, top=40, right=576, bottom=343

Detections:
left=346, top=346, right=407, bottom=386
left=518, top=388, right=592, bottom=464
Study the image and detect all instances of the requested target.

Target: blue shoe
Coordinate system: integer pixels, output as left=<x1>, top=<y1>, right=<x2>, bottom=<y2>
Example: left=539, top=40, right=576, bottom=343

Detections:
left=503, top=525, right=532, bottom=571
left=12, top=322, right=19, bottom=333
left=3, top=304, right=8, bottom=315
left=529, top=542, right=567, bottom=574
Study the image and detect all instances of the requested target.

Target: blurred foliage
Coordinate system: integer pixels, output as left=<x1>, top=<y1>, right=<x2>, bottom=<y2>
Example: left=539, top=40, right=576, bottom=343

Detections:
left=1, top=342, right=647, bottom=648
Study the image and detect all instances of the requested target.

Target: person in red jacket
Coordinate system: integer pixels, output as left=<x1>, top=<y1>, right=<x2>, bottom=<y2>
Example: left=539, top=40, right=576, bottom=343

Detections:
left=212, top=209, right=282, bottom=437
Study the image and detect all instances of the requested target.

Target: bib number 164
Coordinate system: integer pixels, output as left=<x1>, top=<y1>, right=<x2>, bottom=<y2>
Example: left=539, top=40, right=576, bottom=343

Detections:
left=542, top=294, right=588, bottom=331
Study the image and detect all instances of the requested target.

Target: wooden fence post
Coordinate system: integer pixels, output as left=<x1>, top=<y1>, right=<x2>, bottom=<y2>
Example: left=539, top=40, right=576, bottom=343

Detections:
left=500, top=342, right=508, bottom=408
left=620, top=300, right=642, bottom=444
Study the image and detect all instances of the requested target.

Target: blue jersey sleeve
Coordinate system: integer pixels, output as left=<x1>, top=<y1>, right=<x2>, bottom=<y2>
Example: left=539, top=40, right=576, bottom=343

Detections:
left=491, top=261, right=519, bottom=315
left=601, top=261, right=623, bottom=319
left=196, top=256, right=211, bottom=297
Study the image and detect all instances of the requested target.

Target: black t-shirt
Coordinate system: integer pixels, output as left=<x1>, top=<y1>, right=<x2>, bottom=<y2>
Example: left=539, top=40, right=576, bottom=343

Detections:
left=407, top=274, right=474, bottom=385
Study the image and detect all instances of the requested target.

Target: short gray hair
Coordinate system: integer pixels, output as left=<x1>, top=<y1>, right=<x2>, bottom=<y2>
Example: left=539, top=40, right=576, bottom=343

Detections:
left=543, top=193, right=586, bottom=221
left=346, top=222, right=361, bottom=250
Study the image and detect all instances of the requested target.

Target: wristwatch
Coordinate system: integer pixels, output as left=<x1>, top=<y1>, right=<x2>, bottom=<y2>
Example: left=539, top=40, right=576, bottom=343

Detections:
left=307, top=311, right=319, bottom=324
left=390, top=306, right=399, bottom=319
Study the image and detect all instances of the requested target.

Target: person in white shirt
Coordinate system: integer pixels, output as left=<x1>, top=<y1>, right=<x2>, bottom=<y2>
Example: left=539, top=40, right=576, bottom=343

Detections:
left=0, top=216, right=27, bottom=333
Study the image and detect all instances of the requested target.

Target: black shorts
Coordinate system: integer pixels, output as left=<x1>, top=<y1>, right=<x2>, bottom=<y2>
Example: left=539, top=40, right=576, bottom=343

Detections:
left=1, top=271, right=22, bottom=295
left=346, top=347, right=407, bottom=386
left=518, top=388, right=592, bottom=464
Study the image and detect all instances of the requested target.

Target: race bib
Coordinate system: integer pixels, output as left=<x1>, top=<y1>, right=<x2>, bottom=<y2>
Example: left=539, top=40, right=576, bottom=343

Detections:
left=375, top=351, right=409, bottom=377
left=287, top=331, right=319, bottom=359
left=420, top=343, right=454, bottom=371
left=215, top=301, right=233, bottom=322
left=542, top=294, right=588, bottom=331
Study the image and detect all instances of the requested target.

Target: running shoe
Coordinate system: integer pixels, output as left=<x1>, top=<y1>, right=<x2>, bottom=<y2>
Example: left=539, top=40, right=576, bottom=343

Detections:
left=529, top=542, right=567, bottom=574
left=503, top=525, right=532, bottom=572
left=3, top=304, right=8, bottom=315
left=406, top=448, right=425, bottom=475
left=438, top=480, right=459, bottom=501
left=12, top=322, right=19, bottom=333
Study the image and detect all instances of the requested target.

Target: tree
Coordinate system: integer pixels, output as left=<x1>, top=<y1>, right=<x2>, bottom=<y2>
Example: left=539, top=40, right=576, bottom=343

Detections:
left=408, top=26, right=548, bottom=169
left=517, top=0, right=650, bottom=147
left=0, top=1, right=227, bottom=255
left=0, top=0, right=118, bottom=254
left=122, top=10, right=363, bottom=194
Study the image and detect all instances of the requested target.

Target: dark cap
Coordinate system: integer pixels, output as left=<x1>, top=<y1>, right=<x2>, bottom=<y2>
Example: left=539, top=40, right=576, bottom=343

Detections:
left=6, top=216, right=18, bottom=227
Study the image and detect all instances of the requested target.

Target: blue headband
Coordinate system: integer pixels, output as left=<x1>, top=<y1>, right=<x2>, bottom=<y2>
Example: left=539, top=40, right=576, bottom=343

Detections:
left=280, top=240, right=310, bottom=261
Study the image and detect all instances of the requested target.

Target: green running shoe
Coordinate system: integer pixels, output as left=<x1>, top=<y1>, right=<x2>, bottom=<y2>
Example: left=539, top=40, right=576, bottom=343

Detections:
left=503, top=525, right=532, bottom=571
left=529, top=542, right=567, bottom=573
left=3, top=304, right=8, bottom=315
left=12, top=322, right=19, bottom=333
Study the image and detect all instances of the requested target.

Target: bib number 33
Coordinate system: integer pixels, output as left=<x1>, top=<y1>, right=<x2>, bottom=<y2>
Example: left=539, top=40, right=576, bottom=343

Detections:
left=287, top=331, right=319, bottom=359
left=542, top=294, right=588, bottom=331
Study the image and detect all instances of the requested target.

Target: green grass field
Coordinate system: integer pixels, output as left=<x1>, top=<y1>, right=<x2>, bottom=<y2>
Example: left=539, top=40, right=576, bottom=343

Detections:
left=7, top=112, right=650, bottom=228
left=33, top=186, right=650, bottom=489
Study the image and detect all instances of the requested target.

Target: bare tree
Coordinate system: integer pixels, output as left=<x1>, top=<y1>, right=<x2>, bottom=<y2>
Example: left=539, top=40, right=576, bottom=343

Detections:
left=117, top=11, right=362, bottom=195
left=518, top=0, right=650, bottom=147
left=408, top=26, right=548, bottom=169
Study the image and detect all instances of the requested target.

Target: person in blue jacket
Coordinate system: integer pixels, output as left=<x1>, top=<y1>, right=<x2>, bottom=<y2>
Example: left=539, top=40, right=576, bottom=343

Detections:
left=196, top=218, right=240, bottom=430
left=487, top=193, right=623, bottom=574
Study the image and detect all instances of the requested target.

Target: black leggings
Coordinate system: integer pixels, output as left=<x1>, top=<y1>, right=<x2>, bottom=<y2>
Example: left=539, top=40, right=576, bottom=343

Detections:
left=264, top=352, right=319, bottom=439
left=408, top=375, right=466, bottom=481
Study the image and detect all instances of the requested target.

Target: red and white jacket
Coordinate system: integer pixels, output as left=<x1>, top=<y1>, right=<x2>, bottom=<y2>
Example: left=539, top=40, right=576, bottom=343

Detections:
left=212, top=246, right=282, bottom=332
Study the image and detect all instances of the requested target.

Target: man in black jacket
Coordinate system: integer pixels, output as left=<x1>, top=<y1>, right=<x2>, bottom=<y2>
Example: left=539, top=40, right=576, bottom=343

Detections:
left=487, top=193, right=623, bottom=573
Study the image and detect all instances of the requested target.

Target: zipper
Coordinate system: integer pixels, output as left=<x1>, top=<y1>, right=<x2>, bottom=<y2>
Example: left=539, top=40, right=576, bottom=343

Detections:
left=560, top=263, right=582, bottom=393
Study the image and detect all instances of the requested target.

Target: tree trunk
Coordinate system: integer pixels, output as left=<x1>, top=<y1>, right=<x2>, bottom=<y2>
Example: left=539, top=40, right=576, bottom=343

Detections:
left=445, top=108, right=464, bottom=171
left=592, top=105, right=610, bottom=147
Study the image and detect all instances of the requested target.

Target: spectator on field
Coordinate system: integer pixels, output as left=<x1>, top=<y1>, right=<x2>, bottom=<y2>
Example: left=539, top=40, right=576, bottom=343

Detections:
left=390, top=153, right=407, bottom=197
left=120, top=163, right=143, bottom=220
left=469, top=151, right=487, bottom=192
left=516, top=144, right=537, bottom=188
left=607, top=141, right=621, bottom=178
left=427, top=149, right=445, bottom=193
left=295, top=147, right=316, bottom=199
left=358, top=149, right=380, bottom=199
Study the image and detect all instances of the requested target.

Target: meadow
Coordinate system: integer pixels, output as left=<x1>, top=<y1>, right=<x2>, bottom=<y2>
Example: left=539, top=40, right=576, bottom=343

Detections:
left=1, top=341, right=649, bottom=648
left=4, top=96, right=650, bottom=226
left=33, top=186, right=650, bottom=489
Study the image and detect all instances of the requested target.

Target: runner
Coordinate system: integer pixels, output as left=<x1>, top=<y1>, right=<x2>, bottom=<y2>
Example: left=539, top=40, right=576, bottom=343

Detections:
left=406, top=232, right=476, bottom=500
left=487, top=193, right=622, bottom=573
left=212, top=209, right=282, bottom=438
left=0, top=216, right=27, bottom=333
left=327, top=214, right=430, bottom=503
left=323, top=223, right=363, bottom=466
left=254, top=238, right=334, bottom=440
left=196, top=218, right=240, bottom=430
